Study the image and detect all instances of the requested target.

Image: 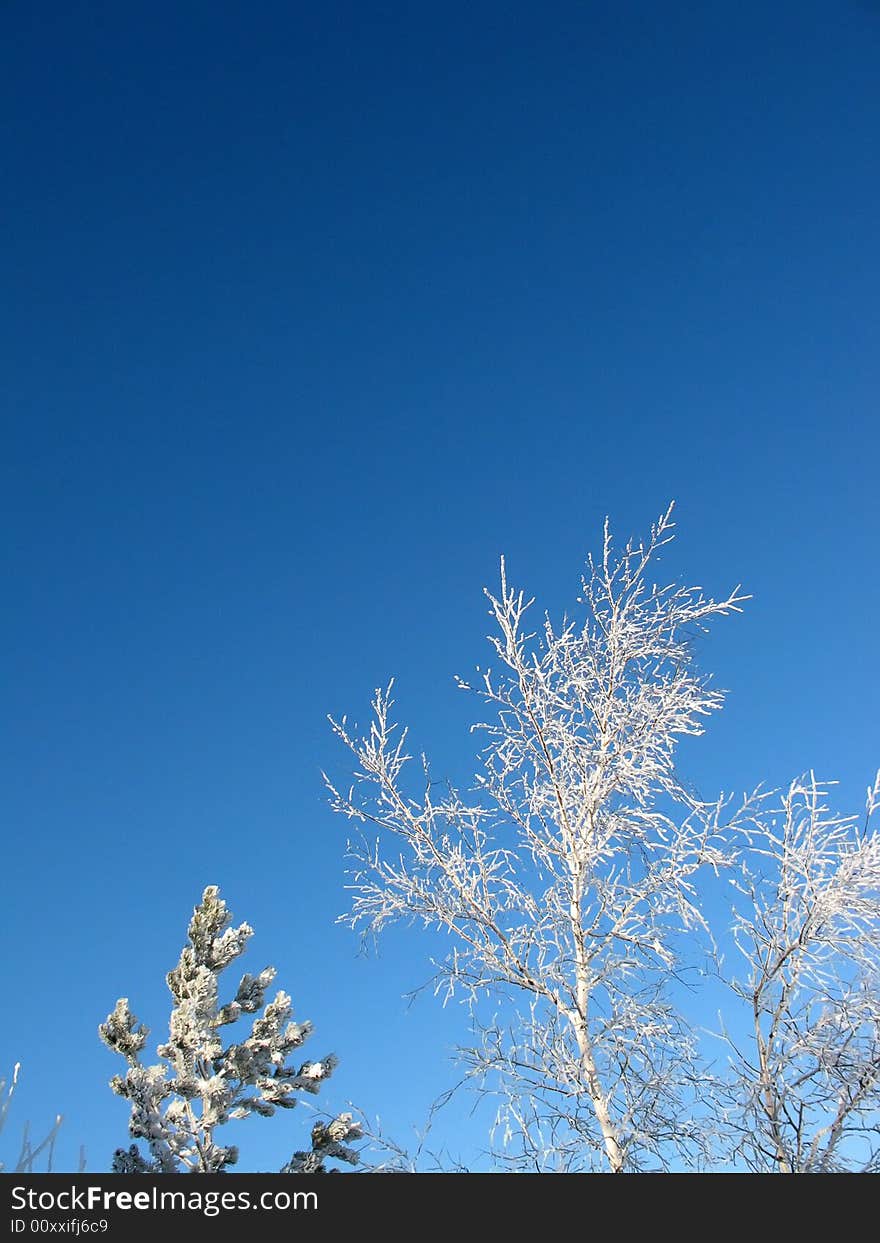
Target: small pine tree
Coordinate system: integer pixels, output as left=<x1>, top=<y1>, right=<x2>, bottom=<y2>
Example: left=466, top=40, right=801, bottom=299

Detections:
left=99, top=885, right=361, bottom=1173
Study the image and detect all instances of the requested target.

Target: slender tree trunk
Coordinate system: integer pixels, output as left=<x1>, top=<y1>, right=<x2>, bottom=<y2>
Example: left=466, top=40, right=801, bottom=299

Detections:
left=753, top=1001, right=792, bottom=1173
left=570, top=880, right=625, bottom=1172
left=571, top=1007, right=625, bottom=1172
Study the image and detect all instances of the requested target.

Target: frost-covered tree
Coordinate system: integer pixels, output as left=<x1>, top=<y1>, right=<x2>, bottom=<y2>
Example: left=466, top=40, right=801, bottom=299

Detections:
left=327, top=505, right=749, bottom=1172
left=328, top=506, right=880, bottom=1173
left=0, top=1064, right=67, bottom=1173
left=720, top=772, right=880, bottom=1172
left=100, top=885, right=361, bottom=1173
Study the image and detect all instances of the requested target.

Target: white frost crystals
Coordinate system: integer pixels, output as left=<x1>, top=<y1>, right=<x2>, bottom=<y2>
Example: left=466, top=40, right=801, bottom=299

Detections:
left=99, top=885, right=361, bottom=1173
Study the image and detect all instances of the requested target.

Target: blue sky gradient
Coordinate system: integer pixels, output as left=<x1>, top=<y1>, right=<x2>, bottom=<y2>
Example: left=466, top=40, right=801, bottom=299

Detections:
left=2, top=1, right=878, bottom=1171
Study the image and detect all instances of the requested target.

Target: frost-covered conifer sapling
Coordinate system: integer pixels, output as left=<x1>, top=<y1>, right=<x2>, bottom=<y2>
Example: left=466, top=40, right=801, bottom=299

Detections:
left=100, top=885, right=361, bottom=1173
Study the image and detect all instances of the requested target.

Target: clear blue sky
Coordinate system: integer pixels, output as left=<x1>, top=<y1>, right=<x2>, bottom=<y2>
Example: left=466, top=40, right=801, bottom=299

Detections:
left=2, top=1, right=878, bottom=1172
